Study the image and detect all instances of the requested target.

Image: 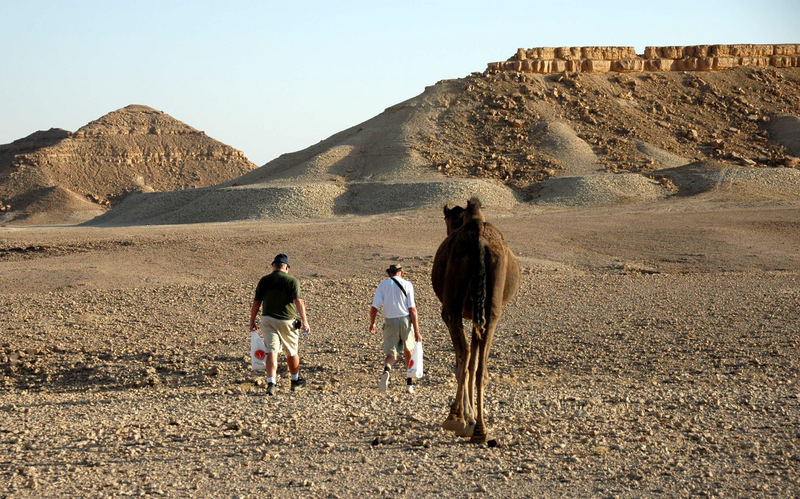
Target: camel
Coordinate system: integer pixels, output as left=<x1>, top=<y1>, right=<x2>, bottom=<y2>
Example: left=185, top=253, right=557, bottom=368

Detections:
left=432, top=197, right=520, bottom=443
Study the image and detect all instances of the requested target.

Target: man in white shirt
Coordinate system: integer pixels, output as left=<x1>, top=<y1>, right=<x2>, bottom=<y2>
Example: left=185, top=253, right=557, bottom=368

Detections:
left=369, top=264, right=422, bottom=393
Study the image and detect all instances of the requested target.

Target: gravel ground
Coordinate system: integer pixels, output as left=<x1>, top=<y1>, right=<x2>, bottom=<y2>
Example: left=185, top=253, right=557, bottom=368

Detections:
left=1, top=200, right=799, bottom=497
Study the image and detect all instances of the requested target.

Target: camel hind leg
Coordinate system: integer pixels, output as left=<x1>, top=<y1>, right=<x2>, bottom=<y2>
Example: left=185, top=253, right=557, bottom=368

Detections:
left=442, top=311, right=470, bottom=434
left=470, top=319, right=497, bottom=443
left=472, top=252, right=509, bottom=443
left=457, top=323, right=483, bottom=438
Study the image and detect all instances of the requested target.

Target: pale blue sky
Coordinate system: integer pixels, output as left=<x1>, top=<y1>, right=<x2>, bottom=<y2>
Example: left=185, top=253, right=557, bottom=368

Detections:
left=2, top=1, right=798, bottom=165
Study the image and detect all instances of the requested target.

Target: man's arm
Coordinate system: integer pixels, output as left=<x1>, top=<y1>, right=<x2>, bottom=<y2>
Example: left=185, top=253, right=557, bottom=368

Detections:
left=294, top=298, right=310, bottom=334
left=409, top=307, right=421, bottom=342
left=249, top=301, right=261, bottom=331
left=369, top=306, right=379, bottom=333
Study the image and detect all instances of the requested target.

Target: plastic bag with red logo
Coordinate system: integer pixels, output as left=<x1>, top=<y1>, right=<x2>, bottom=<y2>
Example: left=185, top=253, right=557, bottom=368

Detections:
left=250, top=330, right=267, bottom=371
left=406, top=341, right=423, bottom=379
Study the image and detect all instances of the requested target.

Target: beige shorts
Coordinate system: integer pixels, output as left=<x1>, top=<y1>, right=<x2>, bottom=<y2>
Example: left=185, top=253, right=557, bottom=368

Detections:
left=382, top=315, right=415, bottom=356
left=260, top=315, right=299, bottom=357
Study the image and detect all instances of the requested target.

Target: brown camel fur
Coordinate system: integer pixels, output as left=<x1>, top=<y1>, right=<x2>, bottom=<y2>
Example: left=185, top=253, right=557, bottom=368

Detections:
left=432, top=197, right=520, bottom=442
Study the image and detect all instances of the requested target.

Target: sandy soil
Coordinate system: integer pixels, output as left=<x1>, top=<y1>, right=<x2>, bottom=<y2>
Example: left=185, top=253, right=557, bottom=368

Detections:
left=1, top=197, right=798, bottom=497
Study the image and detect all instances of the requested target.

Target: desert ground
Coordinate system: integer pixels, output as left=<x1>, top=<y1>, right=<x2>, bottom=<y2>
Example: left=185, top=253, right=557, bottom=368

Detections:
left=1, top=194, right=798, bottom=497
left=2, top=47, right=799, bottom=497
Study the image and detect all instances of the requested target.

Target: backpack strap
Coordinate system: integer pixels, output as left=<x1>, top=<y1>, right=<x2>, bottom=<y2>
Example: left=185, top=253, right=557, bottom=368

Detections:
left=390, top=277, right=407, bottom=297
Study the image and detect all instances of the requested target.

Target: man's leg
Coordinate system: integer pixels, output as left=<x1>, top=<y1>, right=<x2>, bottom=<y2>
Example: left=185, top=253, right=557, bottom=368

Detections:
left=279, top=318, right=306, bottom=391
left=266, top=352, right=279, bottom=379
left=401, top=316, right=416, bottom=393
left=287, top=354, right=306, bottom=390
left=287, top=354, right=300, bottom=375
left=379, top=353, right=396, bottom=392
left=380, top=318, right=405, bottom=392
left=265, top=351, right=279, bottom=395
left=261, top=317, right=280, bottom=382
left=403, top=349, right=415, bottom=393
left=261, top=316, right=281, bottom=394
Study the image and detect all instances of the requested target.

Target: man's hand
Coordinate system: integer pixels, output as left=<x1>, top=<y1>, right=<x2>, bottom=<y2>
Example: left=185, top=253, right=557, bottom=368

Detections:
left=415, top=332, right=422, bottom=343
left=250, top=301, right=261, bottom=332
left=369, top=306, right=378, bottom=334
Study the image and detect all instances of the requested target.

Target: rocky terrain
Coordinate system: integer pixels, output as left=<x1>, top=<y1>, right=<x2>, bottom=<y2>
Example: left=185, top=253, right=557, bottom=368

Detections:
left=1, top=50, right=799, bottom=497
left=415, top=67, right=800, bottom=193
left=0, top=105, right=256, bottom=225
left=0, top=200, right=798, bottom=496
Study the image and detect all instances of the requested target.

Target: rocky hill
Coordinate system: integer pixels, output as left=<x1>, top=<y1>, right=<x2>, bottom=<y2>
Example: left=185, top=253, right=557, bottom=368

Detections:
left=90, top=63, right=800, bottom=226
left=415, top=65, right=800, bottom=194
left=0, top=105, right=256, bottom=225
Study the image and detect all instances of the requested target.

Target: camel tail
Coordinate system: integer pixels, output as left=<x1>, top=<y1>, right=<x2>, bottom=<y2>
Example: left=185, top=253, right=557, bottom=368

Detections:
left=471, top=234, right=488, bottom=331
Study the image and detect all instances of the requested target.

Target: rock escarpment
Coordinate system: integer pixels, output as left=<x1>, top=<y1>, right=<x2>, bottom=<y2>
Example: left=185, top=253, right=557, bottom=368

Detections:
left=488, top=44, right=800, bottom=74
left=0, top=105, right=256, bottom=224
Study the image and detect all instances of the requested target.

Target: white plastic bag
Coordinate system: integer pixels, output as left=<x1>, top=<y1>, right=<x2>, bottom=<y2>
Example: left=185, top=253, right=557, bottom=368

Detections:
left=250, top=330, right=267, bottom=371
left=406, top=342, right=423, bottom=379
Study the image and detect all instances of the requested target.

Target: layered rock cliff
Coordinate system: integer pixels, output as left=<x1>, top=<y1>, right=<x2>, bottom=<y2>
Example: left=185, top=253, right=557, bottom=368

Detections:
left=488, top=44, right=800, bottom=74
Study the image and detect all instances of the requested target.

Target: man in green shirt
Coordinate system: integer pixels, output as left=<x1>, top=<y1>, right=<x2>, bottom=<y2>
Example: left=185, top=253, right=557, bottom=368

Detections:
left=249, top=253, right=310, bottom=395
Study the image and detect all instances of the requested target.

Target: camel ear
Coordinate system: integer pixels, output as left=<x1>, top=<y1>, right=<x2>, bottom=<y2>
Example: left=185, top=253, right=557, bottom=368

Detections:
left=443, top=204, right=450, bottom=216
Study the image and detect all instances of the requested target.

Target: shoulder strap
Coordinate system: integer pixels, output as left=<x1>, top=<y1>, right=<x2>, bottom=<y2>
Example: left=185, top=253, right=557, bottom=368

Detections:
left=390, top=277, right=407, bottom=297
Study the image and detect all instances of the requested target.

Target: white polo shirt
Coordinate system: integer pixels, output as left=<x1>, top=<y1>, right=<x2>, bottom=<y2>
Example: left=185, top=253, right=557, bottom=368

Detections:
left=371, top=276, right=416, bottom=319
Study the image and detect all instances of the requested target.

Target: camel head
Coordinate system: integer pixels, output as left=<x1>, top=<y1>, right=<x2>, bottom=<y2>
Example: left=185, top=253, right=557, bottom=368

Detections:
left=443, top=197, right=485, bottom=234
left=443, top=204, right=465, bottom=235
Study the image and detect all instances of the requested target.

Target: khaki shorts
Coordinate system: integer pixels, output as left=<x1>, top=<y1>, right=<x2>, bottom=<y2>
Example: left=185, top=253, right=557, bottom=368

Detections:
left=382, top=315, right=415, bottom=356
left=260, top=315, right=299, bottom=357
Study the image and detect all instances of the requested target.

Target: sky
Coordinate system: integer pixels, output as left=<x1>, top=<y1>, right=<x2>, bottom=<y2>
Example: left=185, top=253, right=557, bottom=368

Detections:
left=1, top=1, right=798, bottom=166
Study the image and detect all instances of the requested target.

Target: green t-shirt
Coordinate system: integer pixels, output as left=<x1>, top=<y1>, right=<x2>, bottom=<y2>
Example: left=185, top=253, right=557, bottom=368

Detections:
left=253, top=271, right=302, bottom=320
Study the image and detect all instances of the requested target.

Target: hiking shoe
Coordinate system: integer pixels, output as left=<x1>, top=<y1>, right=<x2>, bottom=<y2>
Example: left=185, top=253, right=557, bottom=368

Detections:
left=290, top=377, right=307, bottom=392
left=405, top=384, right=415, bottom=394
left=266, top=382, right=276, bottom=396
left=378, top=371, right=390, bottom=392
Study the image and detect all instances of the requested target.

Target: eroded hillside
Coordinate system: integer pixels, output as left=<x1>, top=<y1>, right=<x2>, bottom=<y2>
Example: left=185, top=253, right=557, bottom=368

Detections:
left=413, top=67, right=800, bottom=196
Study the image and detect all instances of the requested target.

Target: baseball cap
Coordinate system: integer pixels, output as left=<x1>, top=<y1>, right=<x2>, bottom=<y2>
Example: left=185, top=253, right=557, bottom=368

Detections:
left=272, top=254, right=290, bottom=266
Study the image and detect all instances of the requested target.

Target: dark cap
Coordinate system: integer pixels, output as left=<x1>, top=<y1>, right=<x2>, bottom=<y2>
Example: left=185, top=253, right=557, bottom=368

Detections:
left=272, top=254, right=290, bottom=266
left=386, top=264, right=402, bottom=274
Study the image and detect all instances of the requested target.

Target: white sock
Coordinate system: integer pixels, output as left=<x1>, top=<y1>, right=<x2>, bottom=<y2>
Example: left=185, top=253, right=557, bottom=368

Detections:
left=291, top=372, right=299, bottom=381
left=267, top=377, right=276, bottom=384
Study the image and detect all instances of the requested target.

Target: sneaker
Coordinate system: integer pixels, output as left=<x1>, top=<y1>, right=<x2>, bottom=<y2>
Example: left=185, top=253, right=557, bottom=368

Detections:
left=378, top=371, right=390, bottom=392
left=266, top=382, right=276, bottom=396
left=406, top=384, right=415, bottom=394
left=290, top=377, right=306, bottom=392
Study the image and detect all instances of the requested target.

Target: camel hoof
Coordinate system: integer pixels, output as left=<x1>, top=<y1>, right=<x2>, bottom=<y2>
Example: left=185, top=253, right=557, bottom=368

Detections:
left=442, top=418, right=466, bottom=433
left=470, top=432, right=488, bottom=444
left=458, top=422, right=476, bottom=438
